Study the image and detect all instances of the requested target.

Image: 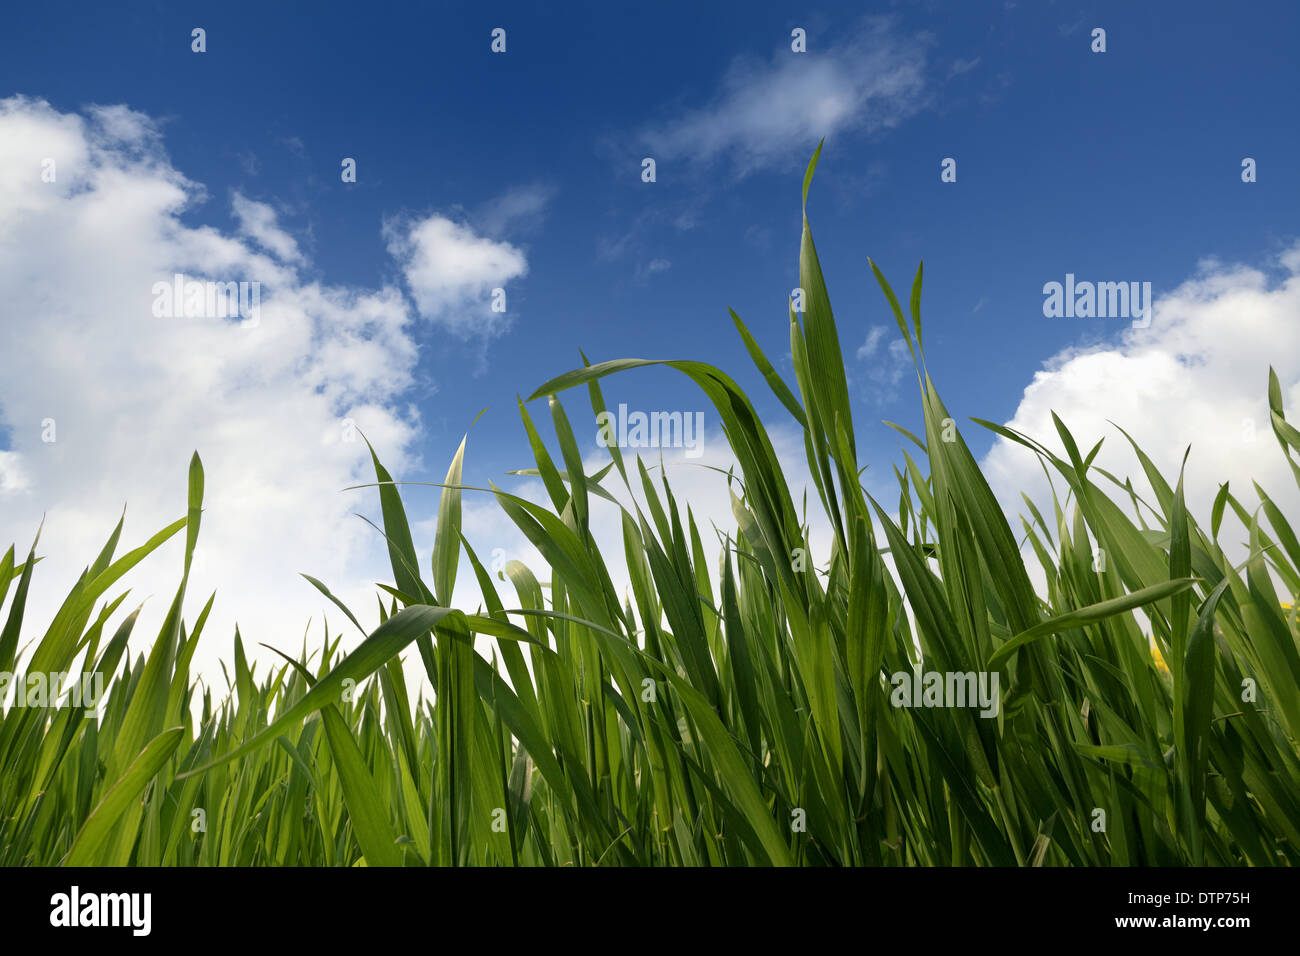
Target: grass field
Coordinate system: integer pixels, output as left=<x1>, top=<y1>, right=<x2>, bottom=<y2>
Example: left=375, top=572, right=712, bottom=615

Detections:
left=3, top=147, right=1299, bottom=866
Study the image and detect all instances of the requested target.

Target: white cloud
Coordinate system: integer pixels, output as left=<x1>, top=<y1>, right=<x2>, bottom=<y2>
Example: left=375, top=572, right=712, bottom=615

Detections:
left=633, top=257, right=672, bottom=283
left=982, top=246, right=1300, bottom=564
left=0, top=96, right=438, bottom=684
left=639, top=17, right=930, bottom=176
left=853, top=324, right=912, bottom=404
left=0, top=450, right=29, bottom=493
left=856, top=325, right=888, bottom=360
left=386, top=214, right=528, bottom=338
left=231, top=192, right=304, bottom=264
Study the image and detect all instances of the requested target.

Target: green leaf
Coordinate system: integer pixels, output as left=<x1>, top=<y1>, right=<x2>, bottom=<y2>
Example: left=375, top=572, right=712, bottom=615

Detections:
left=64, top=727, right=185, bottom=866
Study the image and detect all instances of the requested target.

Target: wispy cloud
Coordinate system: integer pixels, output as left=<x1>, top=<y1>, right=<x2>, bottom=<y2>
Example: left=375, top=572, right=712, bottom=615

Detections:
left=595, top=205, right=687, bottom=269
left=638, top=16, right=931, bottom=178
left=856, top=325, right=889, bottom=361
left=472, top=182, right=555, bottom=238
left=633, top=257, right=671, bottom=283
left=854, top=324, right=912, bottom=404
left=1058, top=16, right=1087, bottom=37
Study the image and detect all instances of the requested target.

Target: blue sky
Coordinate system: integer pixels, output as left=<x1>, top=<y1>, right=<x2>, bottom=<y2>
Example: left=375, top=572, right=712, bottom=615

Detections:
left=2, top=0, right=1299, bottom=674
left=6, top=1, right=1295, bottom=474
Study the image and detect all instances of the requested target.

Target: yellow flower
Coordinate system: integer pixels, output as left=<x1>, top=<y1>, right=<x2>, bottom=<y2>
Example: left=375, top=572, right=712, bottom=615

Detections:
left=1150, top=640, right=1170, bottom=676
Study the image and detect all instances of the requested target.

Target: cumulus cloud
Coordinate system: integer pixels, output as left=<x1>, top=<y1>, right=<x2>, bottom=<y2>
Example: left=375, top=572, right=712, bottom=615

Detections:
left=638, top=16, right=930, bottom=176
left=0, top=96, right=472, bottom=684
left=386, top=214, right=528, bottom=339
left=981, top=246, right=1300, bottom=563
